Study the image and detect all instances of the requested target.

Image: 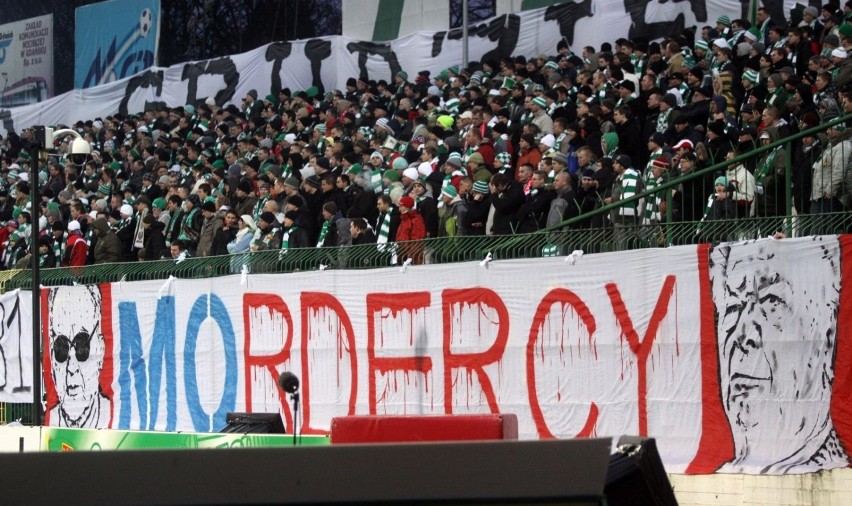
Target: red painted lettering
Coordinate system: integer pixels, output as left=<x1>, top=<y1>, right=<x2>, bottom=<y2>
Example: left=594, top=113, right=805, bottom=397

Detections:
left=366, top=292, right=432, bottom=414
left=606, top=276, right=676, bottom=436
left=526, top=288, right=598, bottom=438
left=242, top=293, right=294, bottom=427
left=442, top=288, right=509, bottom=413
left=301, top=292, right=358, bottom=433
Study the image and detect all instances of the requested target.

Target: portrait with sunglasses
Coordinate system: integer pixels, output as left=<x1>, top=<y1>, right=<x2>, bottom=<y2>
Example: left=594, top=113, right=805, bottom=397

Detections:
left=46, top=285, right=111, bottom=429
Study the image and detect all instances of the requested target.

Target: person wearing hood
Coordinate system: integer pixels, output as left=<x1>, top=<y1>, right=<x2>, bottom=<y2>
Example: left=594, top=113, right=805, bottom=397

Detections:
left=227, top=214, right=256, bottom=254
left=601, top=131, right=620, bottom=158
left=92, top=217, right=121, bottom=264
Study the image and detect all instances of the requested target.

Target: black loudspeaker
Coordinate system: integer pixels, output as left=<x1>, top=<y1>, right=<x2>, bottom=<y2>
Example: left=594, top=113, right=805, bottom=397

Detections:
left=605, top=436, right=678, bottom=505
left=219, top=412, right=286, bottom=434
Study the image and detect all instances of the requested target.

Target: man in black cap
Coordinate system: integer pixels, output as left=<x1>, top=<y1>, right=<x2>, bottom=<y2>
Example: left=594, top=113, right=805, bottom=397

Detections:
left=251, top=211, right=281, bottom=251
left=616, top=80, right=641, bottom=118
left=234, top=179, right=257, bottom=218
left=243, top=89, right=262, bottom=124
left=196, top=200, right=223, bottom=257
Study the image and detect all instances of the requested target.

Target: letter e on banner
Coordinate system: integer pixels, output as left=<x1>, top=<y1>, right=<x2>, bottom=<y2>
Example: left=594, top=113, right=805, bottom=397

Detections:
left=366, top=292, right=433, bottom=415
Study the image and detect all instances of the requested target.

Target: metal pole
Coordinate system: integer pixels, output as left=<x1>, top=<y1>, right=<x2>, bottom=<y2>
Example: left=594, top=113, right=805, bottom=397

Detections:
left=462, top=0, right=469, bottom=69
left=30, top=143, right=42, bottom=427
left=785, top=140, right=793, bottom=234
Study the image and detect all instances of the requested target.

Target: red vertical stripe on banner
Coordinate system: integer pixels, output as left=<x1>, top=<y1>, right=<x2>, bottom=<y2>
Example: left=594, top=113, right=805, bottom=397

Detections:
left=99, top=283, right=115, bottom=427
left=686, top=243, right=733, bottom=474
left=40, top=287, right=55, bottom=424
left=831, top=234, right=852, bottom=461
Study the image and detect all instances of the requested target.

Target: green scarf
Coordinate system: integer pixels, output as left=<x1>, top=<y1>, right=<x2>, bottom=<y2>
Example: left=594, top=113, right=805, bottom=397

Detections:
left=281, top=226, right=298, bottom=251
left=316, top=220, right=331, bottom=247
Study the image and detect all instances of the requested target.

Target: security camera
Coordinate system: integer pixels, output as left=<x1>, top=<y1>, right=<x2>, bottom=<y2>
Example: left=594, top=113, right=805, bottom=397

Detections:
left=45, top=127, right=92, bottom=165
left=68, top=136, right=92, bottom=165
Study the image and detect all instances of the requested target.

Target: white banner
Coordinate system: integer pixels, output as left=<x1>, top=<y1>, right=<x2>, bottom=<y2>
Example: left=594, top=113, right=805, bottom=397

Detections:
left=0, top=0, right=807, bottom=137
left=0, top=289, right=33, bottom=403
left=26, top=236, right=852, bottom=475
left=0, top=14, right=53, bottom=108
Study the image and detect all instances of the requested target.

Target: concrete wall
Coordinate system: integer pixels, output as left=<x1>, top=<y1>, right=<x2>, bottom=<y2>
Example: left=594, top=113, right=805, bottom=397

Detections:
left=670, top=469, right=852, bottom=505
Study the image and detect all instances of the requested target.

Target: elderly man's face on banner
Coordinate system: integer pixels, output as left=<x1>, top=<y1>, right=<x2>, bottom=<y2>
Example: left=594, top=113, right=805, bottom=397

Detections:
left=49, top=285, right=105, bottom=423
left=712, top=237, right=842, bottom=472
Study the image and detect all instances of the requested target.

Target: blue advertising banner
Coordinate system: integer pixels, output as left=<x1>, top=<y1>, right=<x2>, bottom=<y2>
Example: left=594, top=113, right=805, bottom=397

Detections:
left=74, top=0, right=159, bottom=89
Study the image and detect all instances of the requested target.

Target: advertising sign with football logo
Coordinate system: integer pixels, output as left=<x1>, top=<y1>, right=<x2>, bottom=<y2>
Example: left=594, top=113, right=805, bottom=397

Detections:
left=74, top=0, right=160, bottom=89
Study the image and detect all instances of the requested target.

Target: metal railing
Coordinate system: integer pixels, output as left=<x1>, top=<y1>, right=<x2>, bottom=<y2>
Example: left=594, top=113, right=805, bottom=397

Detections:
left=2, top=115, right=852, bottom=291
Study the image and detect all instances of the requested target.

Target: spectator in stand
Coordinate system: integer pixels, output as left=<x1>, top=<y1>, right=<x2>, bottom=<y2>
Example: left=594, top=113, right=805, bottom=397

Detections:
left=395, top=195, right=426, bottom=264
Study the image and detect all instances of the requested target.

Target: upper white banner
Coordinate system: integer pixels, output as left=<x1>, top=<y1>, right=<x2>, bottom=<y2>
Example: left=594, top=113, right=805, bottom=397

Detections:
left=0, top=0, right=805, bottom=137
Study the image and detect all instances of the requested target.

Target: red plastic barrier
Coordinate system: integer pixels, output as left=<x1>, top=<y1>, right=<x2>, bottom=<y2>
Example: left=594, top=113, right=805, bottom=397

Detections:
left=330, top=414, right=518, bottom=444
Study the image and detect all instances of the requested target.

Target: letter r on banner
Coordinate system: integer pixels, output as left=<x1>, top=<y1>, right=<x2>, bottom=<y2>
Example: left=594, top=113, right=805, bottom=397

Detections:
left=442, top=288, right=509, bottom=414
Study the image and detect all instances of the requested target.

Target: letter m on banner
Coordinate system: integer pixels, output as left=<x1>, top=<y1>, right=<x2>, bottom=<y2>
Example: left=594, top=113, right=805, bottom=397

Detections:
left=117, top=296, right=177, bottom=430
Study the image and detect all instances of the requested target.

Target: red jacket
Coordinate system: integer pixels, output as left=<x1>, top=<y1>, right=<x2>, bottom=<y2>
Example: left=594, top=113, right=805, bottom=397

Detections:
left=396, top=210, right=426, bottom=264
left=476, top=139, right=496, bottom=170
left=63, top=232, right=88, bottom=267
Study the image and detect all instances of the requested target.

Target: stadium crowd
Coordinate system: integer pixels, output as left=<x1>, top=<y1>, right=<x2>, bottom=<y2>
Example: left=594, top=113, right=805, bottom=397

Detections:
left=1, top=4, right=852, bottom=269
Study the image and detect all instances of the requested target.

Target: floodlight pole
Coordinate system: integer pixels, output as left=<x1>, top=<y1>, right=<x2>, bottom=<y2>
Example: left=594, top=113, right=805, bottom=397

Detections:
left=28, top=134, right=42, bottom=427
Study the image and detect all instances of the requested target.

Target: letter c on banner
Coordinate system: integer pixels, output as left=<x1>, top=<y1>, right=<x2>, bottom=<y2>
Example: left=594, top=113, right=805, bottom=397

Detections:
left=184, top=294, right=237, bottom=432
left=527, top=288, right=597, bottom=439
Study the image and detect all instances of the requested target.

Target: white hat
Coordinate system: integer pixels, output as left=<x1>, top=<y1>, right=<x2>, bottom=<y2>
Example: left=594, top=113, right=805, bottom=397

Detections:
left=713, top=38, right=728, bottom=49
left=427, top=85, right=441, bottom=96
left=120, top=204, right=134, bottom=216
left=488, top=89, right=501, bottom=97
left=88, top=210, right=98, bottom=220
left=832, top=48, right=848, bottom=59
left=284, top=133, right=297, bottom=144
left=9, top=163, right=20, bottom=170
left=240, top=214, right=257, bottom=230
left=68, top=220, right=81, bottom=232
left=205, top=96, right=216, bottom=107
left=417, top=161, right=433, bottom=177
left=539, top=134, right=556, bottom=149
left=19, top=172, right=29, bottom=182
left=402, top=167, right=419, bottom=181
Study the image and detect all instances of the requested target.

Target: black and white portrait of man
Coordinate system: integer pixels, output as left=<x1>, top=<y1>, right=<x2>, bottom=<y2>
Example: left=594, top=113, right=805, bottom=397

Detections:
left=710, top=236, right=848, bottom=473
left=47, top=285, right=111, bottom=428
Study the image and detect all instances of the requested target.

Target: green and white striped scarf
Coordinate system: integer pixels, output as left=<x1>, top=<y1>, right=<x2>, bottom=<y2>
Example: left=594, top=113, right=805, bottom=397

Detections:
left=376, top=211, right=391, bottom=244
left=281, top=226, right=298, bottom=252
left=53, top=232, right=67, bottom=260
left=316, top=220, right=331, bottom=247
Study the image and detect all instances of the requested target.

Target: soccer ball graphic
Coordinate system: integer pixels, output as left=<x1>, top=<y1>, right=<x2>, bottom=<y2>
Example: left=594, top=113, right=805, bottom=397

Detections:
left=139, top=8, right=153, bottom=38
